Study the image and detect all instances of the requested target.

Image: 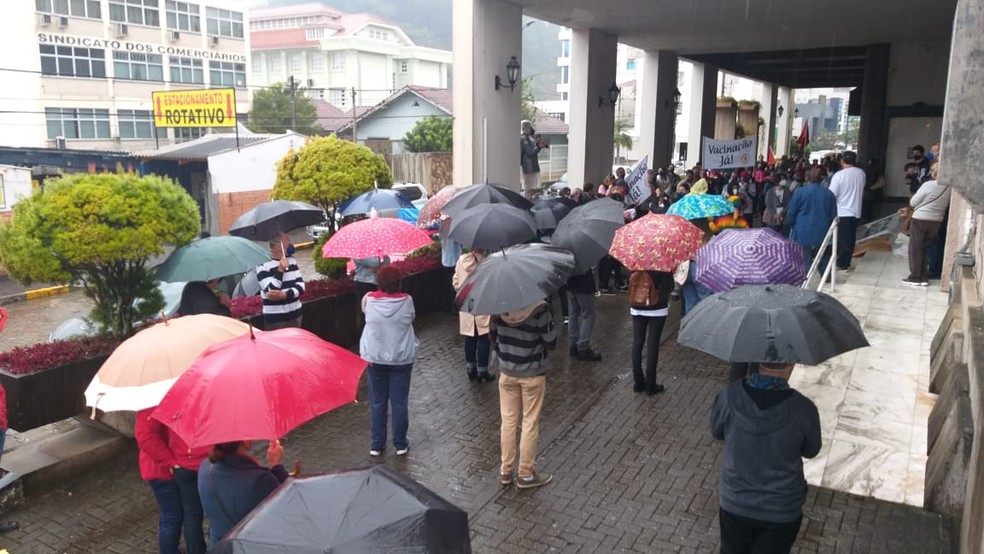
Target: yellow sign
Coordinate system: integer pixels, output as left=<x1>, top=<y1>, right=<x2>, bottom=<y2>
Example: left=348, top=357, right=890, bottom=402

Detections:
left=152, top=88, right=237, bottom=128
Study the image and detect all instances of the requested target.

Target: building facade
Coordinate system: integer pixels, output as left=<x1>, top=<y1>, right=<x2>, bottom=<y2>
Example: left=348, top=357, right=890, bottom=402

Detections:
left=249, top=4, right=451, bottom=110
left=0, top=0, right=252, bottom=152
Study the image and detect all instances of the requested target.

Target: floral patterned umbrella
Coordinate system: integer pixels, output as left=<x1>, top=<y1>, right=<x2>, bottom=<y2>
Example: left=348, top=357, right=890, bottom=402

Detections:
left=416, top=186, right=460, bottom=229
left=608, top=213, right=704, bottom=271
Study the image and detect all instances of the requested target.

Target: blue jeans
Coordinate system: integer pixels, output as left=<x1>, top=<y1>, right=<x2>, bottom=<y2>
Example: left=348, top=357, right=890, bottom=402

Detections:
left=173, top=468, right=207, bottom=554
left=566, top=291, right=595, bottom=351
left=148, top=479, right=183, bottom=554
left=367, top=363, right=413, bottom=450
left=464, top=335, right=490, bottom=371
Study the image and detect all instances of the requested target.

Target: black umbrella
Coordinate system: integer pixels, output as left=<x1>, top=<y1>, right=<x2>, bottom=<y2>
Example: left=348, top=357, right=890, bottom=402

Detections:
left=213, top=465, right=471, bottom=554
left=442, top=183, right=533, bottom=219
left=228, top=200, right=325, bottom=241
left=446, top=203, right=538, bottom=250
left=531, top=197, right=577, bottom=231
left=551, top=198, right=625, bottom=273
left=455, top=243, right=575, bottom=315
left=677, top=284, right=869, bottom=365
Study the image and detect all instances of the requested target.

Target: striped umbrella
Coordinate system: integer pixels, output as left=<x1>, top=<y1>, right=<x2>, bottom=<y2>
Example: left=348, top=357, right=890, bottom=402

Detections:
left=695, top=228, right=806, bottom=293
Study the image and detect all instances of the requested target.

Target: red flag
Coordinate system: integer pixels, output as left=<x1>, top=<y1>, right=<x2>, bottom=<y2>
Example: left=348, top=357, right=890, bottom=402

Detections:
left=796, top=121, right=810, bottom=150
left=767, top=147, right=775, bottom=166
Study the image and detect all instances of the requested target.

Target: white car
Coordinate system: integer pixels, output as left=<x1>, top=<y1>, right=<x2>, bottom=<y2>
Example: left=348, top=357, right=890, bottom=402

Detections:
left=393, top=183, right=429, bottom=210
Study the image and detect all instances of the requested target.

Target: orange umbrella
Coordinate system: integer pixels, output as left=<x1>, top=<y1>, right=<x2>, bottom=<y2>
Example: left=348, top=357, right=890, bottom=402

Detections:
left=608, top=213, right=703, bottom=271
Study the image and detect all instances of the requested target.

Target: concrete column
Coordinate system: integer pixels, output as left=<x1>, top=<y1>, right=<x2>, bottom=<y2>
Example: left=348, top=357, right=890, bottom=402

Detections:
left=857, top=43, right=890, bottom=165
left=760, top=83, right=778, bottom=158
left=687, top=62, right=717, bottom=168
left=452, top=0, right=523, bottom=189
left=567, top=28, right=618, bottom=189
left=776, top=86, right=794, bottom=156
left=638, top=50, right=680, bottom=167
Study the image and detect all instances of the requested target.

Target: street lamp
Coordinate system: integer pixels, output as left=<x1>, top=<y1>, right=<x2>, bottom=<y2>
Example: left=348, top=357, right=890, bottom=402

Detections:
left=494, top=56, right=521, bottom=92
left=598, top=82, right=620, bottom=108
left=665, top=88, right=682, bottom=110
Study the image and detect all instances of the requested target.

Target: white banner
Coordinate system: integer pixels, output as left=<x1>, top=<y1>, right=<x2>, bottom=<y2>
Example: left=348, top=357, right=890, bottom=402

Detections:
left=701, top=137, right=758, bottom=170
left=625, top=155, right=649, bottom=204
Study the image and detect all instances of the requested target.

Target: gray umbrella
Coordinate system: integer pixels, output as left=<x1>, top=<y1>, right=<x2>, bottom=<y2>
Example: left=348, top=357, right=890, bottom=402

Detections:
left=455, top=243, right=575, bottom=315
left=442, top=183, right=533, bottom=219
left=531, top=197, right=577, bottom=231
left=228, top=200, right=325, bottom=241
left=446, top=203, right=538, bottom=250
left=551, top=198, right=625, bottom=273
left=678, top=284, right=869, bottom=365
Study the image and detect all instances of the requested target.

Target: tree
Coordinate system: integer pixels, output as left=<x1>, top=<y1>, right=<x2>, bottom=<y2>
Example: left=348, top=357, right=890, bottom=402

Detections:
left=520, top=76, right=539, bottom=124
left=0, top=173, right=200, bottom=337
left=614, top=118, right=633, bottom=162
left=247, top=83, right=320, bottom=135
left=272, top=135, right=393, bottom=234
left=403, top=115, right=452, bottom=152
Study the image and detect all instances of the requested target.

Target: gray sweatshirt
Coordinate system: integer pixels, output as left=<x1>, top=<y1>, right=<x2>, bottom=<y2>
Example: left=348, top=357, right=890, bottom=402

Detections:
left=710, top=380, right=821, bottom=523
left=359, top=292, right=418, bottom=366
left=910, top=180, right=951, bottom=222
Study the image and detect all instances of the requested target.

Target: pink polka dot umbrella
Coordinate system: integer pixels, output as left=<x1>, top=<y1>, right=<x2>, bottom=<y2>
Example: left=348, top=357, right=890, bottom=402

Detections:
left=322, top=212, right=434, bottom=259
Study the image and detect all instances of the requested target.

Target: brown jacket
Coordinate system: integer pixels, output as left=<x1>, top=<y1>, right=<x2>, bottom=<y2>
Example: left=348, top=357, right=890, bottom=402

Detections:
left=453, top=251, right=491, bottom=336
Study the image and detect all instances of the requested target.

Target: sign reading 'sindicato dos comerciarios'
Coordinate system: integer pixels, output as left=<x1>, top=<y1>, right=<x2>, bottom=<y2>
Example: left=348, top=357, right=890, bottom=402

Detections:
left=37, top=33, right=247, bottom=63
left=152, top=89, right=237, bottom=128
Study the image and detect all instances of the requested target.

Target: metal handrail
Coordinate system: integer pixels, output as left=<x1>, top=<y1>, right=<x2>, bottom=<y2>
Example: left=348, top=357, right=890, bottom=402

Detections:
left=802, top=217, right=839, bottom=292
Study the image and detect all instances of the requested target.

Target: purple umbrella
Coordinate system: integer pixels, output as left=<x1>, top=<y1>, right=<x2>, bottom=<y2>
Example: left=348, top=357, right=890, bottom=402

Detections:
left=695, top=228, right=806, bottom=293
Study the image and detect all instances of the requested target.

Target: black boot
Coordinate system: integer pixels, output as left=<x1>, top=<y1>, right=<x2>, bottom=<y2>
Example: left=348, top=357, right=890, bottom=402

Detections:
left=477, top=370, right=496, bottom=383
left=466, top=366, right=478, bottom=381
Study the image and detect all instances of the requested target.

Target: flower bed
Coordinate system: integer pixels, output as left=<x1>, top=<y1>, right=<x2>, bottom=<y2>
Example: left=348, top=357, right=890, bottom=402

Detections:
left=0, top=336, right=119, bottom=376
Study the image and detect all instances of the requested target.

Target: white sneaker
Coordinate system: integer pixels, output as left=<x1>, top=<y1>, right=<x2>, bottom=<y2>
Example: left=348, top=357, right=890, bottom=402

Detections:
left=369, top=449, right=382, bottom=457
left=396, top=442, right=410, bottom=456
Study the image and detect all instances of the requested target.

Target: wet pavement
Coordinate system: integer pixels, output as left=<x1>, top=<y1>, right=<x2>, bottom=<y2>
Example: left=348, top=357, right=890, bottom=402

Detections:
left=0, top=294, right=954, bottom=553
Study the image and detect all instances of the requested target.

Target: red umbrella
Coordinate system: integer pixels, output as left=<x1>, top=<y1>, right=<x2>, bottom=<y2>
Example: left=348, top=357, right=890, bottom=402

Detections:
left=416, top=185, right=460, bottom=229
left=322, top=213, right=433, bottom=259
left=608, top=213, right=704, bottom=271
left=152, top=327, right=367, bottom=449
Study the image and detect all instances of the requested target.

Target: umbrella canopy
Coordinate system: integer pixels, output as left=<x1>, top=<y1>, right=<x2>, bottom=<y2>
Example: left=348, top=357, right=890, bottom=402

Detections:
left=695, top=228, right=806, bottom=292
left=339, top=189, right=414, bottom=217
left=442, top=183, right=533, bottom=219
left=84, top=315, right=253, bottom=413
left=678, top=284, right=869, bottom=365
left=212, top=466, right=471, bottom=554
left=155, top=236, right=271, bottom=283
left=456, top=243, right=575, bottom=315
left=609, top=213, right=704, bottom=271
left=551, top=198, right=625, bottom=273
left=228, top=200, right=325, bottom=241
left=417, top=185, right=460, bottom=229
left=666, top=193, right=737, bottom=220
left=153, top=327, right=367, bottom=448
left=531, top=197, right=577, bottom=231
left=322, top=214, right=433, bottom=259
left=446, top=203, right=538, bottom=250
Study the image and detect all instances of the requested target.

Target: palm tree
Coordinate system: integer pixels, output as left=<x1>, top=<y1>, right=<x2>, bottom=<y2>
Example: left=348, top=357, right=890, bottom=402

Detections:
left=613, top=118, right=633, bottom=163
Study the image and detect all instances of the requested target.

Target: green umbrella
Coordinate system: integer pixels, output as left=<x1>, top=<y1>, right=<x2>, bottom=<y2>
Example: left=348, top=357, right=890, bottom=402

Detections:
left=155, top=236, right=271, bottom=283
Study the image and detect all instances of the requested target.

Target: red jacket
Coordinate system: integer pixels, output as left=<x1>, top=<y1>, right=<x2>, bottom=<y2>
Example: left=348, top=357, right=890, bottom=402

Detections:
left=0, top=384, right=8, bottom=430
left=168, top=428, right=210, bottom=471
left=135, top=409, right=175, bottom=481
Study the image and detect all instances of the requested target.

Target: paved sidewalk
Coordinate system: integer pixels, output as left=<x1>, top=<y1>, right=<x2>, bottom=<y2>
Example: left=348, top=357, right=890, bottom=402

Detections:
left=0, top=295, right=954, bottom=553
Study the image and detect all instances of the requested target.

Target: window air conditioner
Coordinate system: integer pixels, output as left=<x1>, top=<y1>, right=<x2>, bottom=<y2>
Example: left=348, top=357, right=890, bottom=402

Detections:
left=40, top=13, right=51, bottom=26
left=55, top=136, right=67, bottom=149
left=58, top=16, right=69, bottom=28
left=210, top=36, right=219, bottom=46
left=170, top=31, right=180, bottom=42
left=307, top=79, right=314, bottom=87
left=116, top=23, right=128, bottom=37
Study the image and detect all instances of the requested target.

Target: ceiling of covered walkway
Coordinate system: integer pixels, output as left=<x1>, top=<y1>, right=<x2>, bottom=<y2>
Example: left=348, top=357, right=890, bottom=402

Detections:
left=517, top=0, right=958, bottom=88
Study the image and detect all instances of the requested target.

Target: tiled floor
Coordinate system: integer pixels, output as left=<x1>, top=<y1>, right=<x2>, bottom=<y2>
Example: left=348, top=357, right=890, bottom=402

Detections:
left=793, top=246, right=947, bottom=507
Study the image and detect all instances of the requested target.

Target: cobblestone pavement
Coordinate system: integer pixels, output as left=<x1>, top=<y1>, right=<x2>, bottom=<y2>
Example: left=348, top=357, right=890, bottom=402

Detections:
left=0, top=295, right=954, bottom=553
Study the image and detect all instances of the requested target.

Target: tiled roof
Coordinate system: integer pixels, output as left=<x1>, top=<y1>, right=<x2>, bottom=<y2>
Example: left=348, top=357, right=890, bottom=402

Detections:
left=251, top=28, right=321, bottom=50
left=250, top=4, right=343, bottom=20
left=532, top=114, right=569, bottom=135
left=134, top=134, right=276, bottom=161
left=409, top=86, right=453, bottom=113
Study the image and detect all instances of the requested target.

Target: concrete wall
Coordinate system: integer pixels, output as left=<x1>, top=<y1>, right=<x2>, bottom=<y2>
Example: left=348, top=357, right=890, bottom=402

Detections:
left=0, top=2, right=45, bottom=148
left=208, top=133, right=305, bottom=194
left=0, top=167, right=34, bottom=213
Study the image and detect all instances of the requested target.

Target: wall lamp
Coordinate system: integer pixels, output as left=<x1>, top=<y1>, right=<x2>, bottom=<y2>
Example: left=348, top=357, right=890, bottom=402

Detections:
left=494, top=56, right=521, bottom=92
left=777, top=105, right=784, bottom=117
left=665, top=88, right=682, bottom=109
left=599, top=82, right=621, bottom=108
left=794, top=108, right=800, bottom=117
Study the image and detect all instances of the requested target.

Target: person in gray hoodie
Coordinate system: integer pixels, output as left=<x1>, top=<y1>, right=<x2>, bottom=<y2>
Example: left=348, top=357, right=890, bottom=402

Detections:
left=710, top=362, right=821, bottom=554
left=360, top=265, right=418, bottom=458
left=491, top=299, right=556, bottom=489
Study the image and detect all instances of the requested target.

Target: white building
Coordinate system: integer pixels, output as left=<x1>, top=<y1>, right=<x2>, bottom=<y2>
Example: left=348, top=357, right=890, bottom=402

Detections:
left=249, top=4, right=452, bottom=109
left=0, top=0, right=252, bottom=151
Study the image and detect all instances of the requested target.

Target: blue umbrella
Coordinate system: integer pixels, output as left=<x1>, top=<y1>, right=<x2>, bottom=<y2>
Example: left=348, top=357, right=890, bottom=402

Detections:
left=339, top=189, right=414, bottom=217
left=666, top=194, right=736, bottom=220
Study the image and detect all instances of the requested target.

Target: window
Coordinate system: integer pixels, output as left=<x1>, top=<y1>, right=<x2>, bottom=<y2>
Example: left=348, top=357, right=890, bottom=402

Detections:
left=560, top=92, right=568, bottom=101
left=289, top=54, right=302, bottom=73
left=113, top=51, right=164, bottom=81
left=109, top=0, right=160, bottom=26
left=209, top=61, right=245, bottom=87
left=165, top=1, right=199, bottom=32
left=169, top=56, right=203, bottom=83
left=268, top=55, right=282, bottom=73
left=40, top=45, right=106, bottom=78
left=205, top=7, right=243, bottom=38
left=561, top=66, right=569, bottom=84
left=36, top=0, right=101, bottom=18
left=329, top=88, right=346, bottom=107
left=305, top=27, right=325, bottom=40
left=174, top=127, right=205, bottom=142
left=330, top=53, right=345, bottom=71
left=309, top=54, right=324, bottom=72
left=626, top=58, right=636, bottom=71
left=399, top=60, right=408, bottom=74
left=45, top=107, right=110, bottom=139
left=561, top=39, right=570, bottom=57
left=251, top=56, right=262, bottom=74
left=117, top=109, right=153, bottom=139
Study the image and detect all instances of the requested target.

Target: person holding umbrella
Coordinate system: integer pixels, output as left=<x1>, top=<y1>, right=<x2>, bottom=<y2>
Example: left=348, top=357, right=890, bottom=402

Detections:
left=256, top=235, right=304, bottom=330
left=453, top=249, right=493, bottom=383
left=628, top=270, right=675, bottom=394
left=360, top=265, right=419, bottom=457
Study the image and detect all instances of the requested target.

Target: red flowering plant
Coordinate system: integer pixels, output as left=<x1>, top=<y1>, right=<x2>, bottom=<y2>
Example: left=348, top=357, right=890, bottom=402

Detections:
left=0, top=335, right=119, bottom=375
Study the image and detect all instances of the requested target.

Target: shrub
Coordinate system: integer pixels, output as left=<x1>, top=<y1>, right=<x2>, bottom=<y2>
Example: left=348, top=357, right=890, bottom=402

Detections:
left=0, top=336, right=119, bottom=375
left=312, top=233, right=349, bottom=279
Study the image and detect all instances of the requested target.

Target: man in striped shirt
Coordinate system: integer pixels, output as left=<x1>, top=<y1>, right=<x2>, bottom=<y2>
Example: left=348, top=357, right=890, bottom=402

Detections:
left=257, top=236, right=305, bottom=329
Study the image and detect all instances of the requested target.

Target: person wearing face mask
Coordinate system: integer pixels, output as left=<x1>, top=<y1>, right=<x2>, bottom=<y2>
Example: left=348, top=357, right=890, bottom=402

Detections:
left=911, top=145, right=931, bottom=181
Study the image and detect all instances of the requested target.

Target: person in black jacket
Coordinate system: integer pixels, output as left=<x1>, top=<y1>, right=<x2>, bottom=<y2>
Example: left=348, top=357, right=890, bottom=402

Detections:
left=628, top=270, right=674, bottom=395
left=566, top=269, right=601, bottom=361
left=634, top=175, right=672, bottom=219
left=179, top=280, right=232, bottom=317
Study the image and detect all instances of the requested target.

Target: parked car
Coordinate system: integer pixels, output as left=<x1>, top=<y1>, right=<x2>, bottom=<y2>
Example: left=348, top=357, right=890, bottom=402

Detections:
left=546, top=173, right=569, bottom=197
left=393, top=183, right=429, bottom=210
